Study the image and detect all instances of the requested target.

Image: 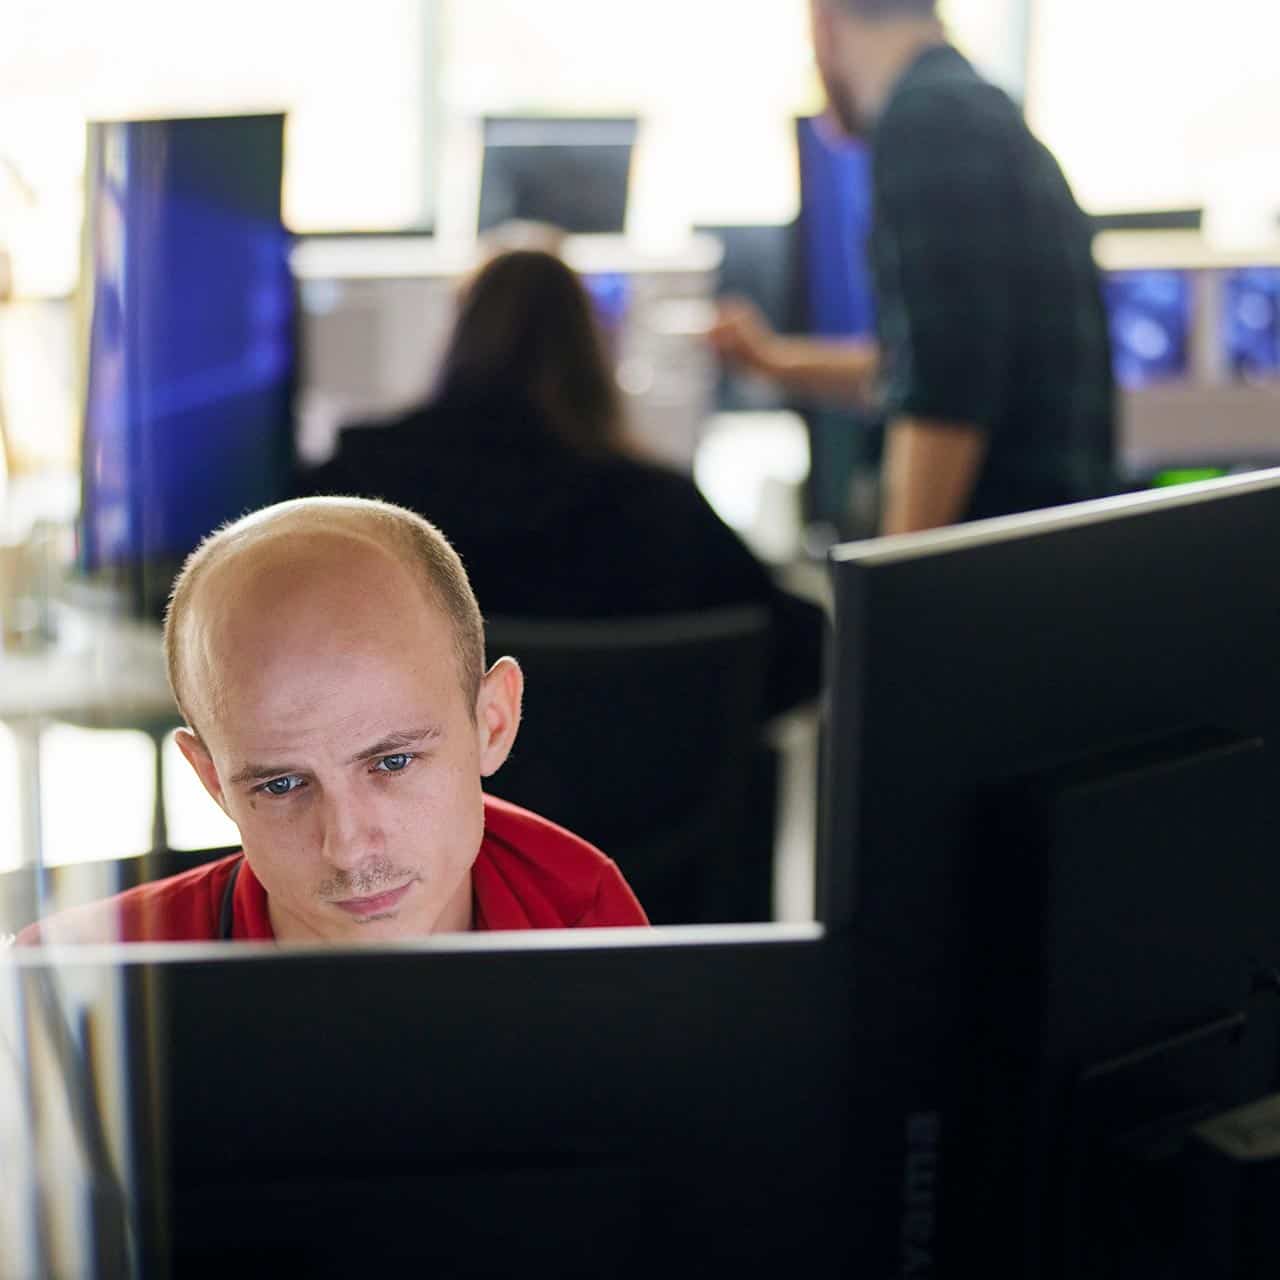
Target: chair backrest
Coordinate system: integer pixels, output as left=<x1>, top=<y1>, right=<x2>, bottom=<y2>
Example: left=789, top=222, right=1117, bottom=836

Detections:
left=483, top=607, right=772, bottom=924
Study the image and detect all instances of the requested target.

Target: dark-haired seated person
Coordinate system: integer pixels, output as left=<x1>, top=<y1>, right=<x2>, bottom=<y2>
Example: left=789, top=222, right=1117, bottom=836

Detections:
left=17, top=498, right=648, bottom=946
left=298, top=249, right=825, bottom=719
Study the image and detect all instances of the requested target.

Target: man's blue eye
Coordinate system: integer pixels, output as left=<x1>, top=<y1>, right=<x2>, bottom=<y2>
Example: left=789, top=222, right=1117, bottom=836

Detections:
left=263, top=776, right=300, bottom=797
left=377, top=754, right=411, bottom=773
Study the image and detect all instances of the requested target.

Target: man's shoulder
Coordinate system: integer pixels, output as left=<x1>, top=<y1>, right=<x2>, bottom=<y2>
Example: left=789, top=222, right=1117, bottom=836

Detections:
left=15, top=854, right=243, bottom=946
left=878, top=45, right=1022, bottom=152
left=478, top=795, right=648, bottom=928
left=480, top=794, right=615, bottom=886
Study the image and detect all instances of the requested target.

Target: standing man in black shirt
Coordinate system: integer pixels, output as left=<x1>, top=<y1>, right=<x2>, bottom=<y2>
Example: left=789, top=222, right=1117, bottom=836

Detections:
left=710, top=0, right=1115, bottom=533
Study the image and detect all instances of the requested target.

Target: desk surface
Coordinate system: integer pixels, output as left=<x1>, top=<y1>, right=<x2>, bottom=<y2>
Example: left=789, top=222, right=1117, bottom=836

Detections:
left=0, top=603, right=175, bottom=728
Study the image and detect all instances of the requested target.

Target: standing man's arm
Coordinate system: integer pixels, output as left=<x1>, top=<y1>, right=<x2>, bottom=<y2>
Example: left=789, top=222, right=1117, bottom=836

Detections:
left=880, top=417, right=986, bottom=535
left=708, top=297, right=879, bottom=404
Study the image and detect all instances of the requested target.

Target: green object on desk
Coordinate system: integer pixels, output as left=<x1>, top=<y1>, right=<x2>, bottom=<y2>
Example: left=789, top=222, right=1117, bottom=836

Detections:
left=1151, top=467, right=1228, bottom=488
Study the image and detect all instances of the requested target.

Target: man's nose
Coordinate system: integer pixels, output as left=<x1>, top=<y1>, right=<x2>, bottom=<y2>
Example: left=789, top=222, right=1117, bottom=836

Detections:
left=319, top=785, right=383, bottom=871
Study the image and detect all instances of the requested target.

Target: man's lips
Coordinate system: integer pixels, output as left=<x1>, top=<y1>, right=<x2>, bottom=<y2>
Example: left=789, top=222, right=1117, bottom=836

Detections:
left=330, top=881, right=414, bottom=917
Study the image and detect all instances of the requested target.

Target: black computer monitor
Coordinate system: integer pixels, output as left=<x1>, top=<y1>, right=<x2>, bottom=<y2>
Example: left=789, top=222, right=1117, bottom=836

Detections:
left=78, top=113, right=296, bottom=621
left=18, top=476, right=1280, bottom=1278
left=13, top=926, right=853, bottom=1278
left=821, top=469, right=1280, bottom=1275
left=477, top=116, right=637, bottom=236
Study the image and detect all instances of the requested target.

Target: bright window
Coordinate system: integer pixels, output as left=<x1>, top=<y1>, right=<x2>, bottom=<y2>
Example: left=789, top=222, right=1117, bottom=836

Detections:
left=1028, top=0, right=1280, bottom=228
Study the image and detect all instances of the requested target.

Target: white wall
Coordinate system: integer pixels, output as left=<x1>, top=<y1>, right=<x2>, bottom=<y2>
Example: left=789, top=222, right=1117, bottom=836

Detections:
left=1028, top=0, right=1280, bottom=232
left=0, top=0, right=435, bottom=295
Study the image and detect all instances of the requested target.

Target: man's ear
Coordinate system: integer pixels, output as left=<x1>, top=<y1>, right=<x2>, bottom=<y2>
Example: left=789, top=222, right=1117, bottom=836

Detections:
left=174, top=728, right=231, bottom=817
left=475, top=657, right=523, bottom=778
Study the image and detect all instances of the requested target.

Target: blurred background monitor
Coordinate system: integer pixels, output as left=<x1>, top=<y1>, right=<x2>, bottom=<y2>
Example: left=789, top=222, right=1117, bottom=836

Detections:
left=580, top=269, right=632, bottom=354
left=477, top=116, right=637, bottom=236
left=1223, top=267, right=1280, bottom=378
left=77, top=112, right=295, bottom=620
left=792, top=116, right=880, bottom=537
left=822, top=471, right=1280, bottom=1274
left=1102, top=268, right=1192, bottom=390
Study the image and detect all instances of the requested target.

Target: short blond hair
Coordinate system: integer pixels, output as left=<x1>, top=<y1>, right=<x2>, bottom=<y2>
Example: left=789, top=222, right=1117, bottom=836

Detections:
left=164, top=497, right=485, bottom=735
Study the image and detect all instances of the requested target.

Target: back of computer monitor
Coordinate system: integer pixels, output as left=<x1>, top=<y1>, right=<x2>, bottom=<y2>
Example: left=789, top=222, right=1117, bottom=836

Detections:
left=820, top=472, right=1280, bottom=1275
left=22, top=928, right=852, bottom=1277
left=477, top=117, right=637, bottom=236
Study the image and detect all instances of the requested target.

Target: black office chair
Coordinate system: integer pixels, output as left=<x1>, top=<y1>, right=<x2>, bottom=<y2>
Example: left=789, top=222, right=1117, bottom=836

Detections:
left=483, top=607, right=773, bottom=925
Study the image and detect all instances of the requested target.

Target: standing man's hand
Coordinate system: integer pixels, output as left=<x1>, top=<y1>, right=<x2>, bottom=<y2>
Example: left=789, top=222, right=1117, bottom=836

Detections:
left=0, top=249, right=12, bottom=305
left=708, top=295, right=880, bottom=403
left=707, top=297, right=782, bottom=379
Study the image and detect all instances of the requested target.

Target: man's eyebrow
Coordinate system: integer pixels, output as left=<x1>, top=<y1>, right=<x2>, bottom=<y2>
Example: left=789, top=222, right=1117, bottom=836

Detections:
left=345, top=727, right=442, bottom=766
left=229, top=728, right=442, bottom=786
left=230, top=760, right=301, bottom=787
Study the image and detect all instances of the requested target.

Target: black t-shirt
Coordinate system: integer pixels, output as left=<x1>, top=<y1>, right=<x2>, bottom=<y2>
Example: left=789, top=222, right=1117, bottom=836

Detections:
left=869, top=44, right=1116, bottom=520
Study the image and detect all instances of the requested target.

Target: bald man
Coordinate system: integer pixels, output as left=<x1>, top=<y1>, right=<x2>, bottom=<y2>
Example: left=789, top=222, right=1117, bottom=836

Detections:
left=18, top=497, right=648, bottom=944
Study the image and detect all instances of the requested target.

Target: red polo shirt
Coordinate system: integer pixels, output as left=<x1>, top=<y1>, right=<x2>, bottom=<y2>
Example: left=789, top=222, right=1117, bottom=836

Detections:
left=16, top=795, right=648, bottom=945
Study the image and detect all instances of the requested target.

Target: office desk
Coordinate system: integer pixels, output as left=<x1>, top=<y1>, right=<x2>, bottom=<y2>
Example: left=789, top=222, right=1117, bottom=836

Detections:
left=0, top=604, right=177, bottom=867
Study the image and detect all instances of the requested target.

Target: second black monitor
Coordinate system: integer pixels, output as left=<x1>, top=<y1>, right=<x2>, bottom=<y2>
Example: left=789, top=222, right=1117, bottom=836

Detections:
left=478, top=116, right=638, bottom=235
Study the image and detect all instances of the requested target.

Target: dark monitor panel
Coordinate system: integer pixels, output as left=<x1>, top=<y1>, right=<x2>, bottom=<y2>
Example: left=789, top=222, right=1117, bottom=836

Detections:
left=477, top=117, right=637, bottom=235
left=78, top=113, right=295, bottom=619
left=15, top=928, right=853, bottom=1278
left=1091, top=208, right=1204, bottom=233
left=822, top=471, right=1280, bottom=1275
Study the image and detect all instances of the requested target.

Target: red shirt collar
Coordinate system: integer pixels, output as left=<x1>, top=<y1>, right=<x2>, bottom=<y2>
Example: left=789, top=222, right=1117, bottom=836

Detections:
left=230, top=856, right=276, bottom=940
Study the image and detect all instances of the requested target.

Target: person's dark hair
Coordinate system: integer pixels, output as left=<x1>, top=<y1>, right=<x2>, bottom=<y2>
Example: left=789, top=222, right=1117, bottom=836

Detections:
left=827, top=0, right=938, bottom=17
left=431, top=248, right=624, bottom=455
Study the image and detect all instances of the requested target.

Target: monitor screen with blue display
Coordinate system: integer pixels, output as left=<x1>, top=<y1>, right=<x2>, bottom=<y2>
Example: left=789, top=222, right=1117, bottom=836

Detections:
left=1102, top=269, right=1191, bottom=390
left=581, top=270, right=631, bottom=353
left=79, top=113, right=295, bottom=617
left=1223, top=267, right=1280, bottom=378
left=793, top=116, right=879, bottom=532
left=794, top=116, right=876, bottom=339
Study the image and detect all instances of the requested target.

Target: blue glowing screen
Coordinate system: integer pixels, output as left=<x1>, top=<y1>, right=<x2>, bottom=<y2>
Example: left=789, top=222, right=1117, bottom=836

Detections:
left=79, top=114, right=294, bottom=578
left=1223, top=267, right=1280, bottom=377
left=794, top=116, right=876, bottom=339
left=1102, top=270, right=1191, bottom=390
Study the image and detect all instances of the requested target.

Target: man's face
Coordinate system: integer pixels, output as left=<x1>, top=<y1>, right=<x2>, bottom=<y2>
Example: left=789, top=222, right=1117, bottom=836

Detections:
left=810, top=0, right=870, bottom=139
left=177, top=540, right=519, bottom=943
